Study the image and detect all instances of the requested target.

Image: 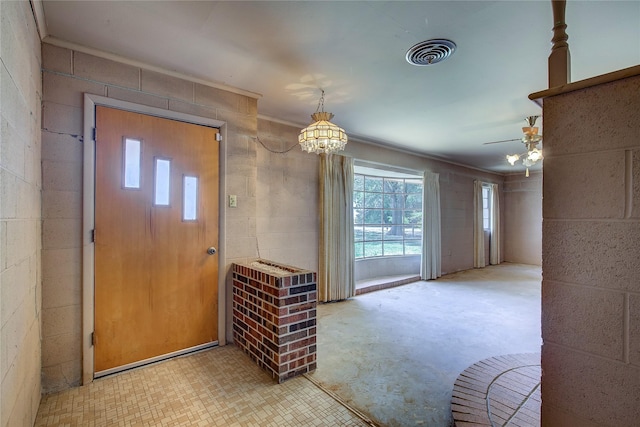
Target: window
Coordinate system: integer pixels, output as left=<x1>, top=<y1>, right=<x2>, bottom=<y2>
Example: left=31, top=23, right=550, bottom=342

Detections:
left=482, top=185, right=490, bottom=230
left=123, top=138, right=141, bottom=189
left=154, top=158, right=171, bottom=206
left=183, top=175, right=198, bottom=221
left=354, top=169, right=423, bottom=259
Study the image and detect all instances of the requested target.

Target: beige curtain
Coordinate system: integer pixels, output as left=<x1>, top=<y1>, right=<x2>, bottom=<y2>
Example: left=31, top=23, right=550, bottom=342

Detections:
left=473, top=180, right=486, bottom=268
left=489, top=183, right=501, bottom=265
left=318, top=154, right=355, bottom=302
left=421, top=170, right=441, bottom=280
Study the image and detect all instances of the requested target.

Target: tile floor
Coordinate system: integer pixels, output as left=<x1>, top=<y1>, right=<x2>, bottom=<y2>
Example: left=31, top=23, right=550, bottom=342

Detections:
left=35, top=346, right=371, bottom=426
left=36, top=263, right=541, bottom=427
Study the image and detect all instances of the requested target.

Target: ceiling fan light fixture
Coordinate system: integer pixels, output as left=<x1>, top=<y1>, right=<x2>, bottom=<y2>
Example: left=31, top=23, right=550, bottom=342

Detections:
left=299, top=90, right=348, bottom=155
left=506, top=116, right=543, bottom=176
left=506, top=154, right=520, bottom=166
left=527, top=148, right=543, bottom=162
left=522, top=132, right=542, bottom=144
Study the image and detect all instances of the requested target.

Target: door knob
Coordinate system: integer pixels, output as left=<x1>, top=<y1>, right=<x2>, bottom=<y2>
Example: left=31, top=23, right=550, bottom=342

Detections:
left=207, top=247, right=217, bottom=255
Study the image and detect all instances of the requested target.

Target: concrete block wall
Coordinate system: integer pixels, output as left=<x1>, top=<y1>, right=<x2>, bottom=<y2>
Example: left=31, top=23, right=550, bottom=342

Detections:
left=256, top=119, right=319, bottom=271
left=0, top=1, right=43, bottom=425
left=541, top=74, right=640, bottom=426
left=40, top=42, right=259, bottom=392
left=503, top=171, right=542, bottom=265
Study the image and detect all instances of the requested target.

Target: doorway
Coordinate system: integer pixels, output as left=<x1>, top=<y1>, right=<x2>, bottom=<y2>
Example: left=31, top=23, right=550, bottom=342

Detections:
left=82, top=95, right=227, bottom=382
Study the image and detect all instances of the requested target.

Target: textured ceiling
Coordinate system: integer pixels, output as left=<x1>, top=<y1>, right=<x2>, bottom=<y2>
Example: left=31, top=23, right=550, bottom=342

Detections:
left=39, top=1, right=640, bottom=173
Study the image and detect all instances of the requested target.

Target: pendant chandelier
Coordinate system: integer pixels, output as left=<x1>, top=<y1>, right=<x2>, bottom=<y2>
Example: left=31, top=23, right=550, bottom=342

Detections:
left=298, top=89, right=348, bottom=154
left=506, top=116, right=543, bottom=177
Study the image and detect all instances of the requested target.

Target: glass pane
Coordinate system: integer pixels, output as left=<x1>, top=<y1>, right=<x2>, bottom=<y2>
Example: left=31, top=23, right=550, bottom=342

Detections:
left=354, top=174, right=364, bottom=191
left=383, top=226, right=403, bottom=240
left=382, top=209, right=391, bottom=225
left=353, top=191, right=365, bottom=208
left=364, top=176, right=383, bottom=192
left=405, top=179, right=422, bottom=193
left=405, top=240, right=422, bottom=255
left=384, top=178, right=404, bottom=193
left=354, top=225, right=364, bottom=242
left=404, top=225, right=422, bottom=239
left=354, top=208, right=364, bottom=225
left=384, top=193, right=404, bottom=209
left=364, top=241, right=382, bottom=258
left=364, top=209, right=382, bottom=225
left=123, top=138, right=141, bottom=189
left=383, top=241, right=403, bottom=256
left=364, top=193, right=382, bottom=208
left=405, top=193, right=422, bottom=209
left=154, top=159, right=171, bottom=205
left=363, top=226, right=383, bottom=241
left=404, top=209, right=421, bottom=224
left=354, top=242, right=364, bottom=259
left=183, top=176, right=198, bottom=221
left=385, top=209, right=403, bottom=226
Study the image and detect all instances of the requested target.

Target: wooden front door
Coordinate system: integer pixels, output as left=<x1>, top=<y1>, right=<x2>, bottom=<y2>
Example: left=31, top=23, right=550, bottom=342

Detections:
left=94, top=106, right=219, bottom=374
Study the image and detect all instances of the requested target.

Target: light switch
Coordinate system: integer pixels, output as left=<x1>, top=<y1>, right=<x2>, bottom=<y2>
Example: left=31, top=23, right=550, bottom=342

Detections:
left=229, top=194, right=237, bottom=208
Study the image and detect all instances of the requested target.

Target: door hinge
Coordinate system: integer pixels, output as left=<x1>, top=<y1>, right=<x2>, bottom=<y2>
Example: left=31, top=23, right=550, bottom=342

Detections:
left=91, top=332, right=95, bottom=346
left=215, top=133, right=222, bottom=142
left=91, top=229, right=95, bottom=243
left=92, top=127, right=97, bottom=141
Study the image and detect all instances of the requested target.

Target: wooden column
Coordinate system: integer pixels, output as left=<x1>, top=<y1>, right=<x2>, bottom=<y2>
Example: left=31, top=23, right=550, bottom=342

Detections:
left=549, top=0, right=571, bottom=87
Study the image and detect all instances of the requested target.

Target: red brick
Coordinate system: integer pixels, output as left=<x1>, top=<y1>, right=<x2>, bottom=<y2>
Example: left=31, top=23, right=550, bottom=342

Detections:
left=289, top=358, right=306, bottom=370
left=281, top=312, right=307, bottom=326
left=288, top=303, right=314, bottom=314
left=288, top=337, right=315, bottom=351
left=245, top=334, right=257, bottom=347
left=283, top=347, right=308, bottom=361
left=245, top=317, right=257, bottom=331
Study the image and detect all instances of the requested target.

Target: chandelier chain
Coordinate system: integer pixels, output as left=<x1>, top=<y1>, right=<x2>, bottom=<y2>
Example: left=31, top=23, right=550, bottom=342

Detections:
left=254, top=136, right=298, bottom=154
left=315, top=89, right=325, bottom=113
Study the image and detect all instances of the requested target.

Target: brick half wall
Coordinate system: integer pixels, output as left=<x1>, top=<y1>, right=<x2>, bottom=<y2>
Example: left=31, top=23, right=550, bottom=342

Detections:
left=232, top=261, right=317, bottom=383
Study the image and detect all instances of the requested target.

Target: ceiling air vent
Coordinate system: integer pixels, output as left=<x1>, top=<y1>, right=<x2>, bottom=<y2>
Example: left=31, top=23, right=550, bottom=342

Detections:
left=406, top=39, right=456, bottom=66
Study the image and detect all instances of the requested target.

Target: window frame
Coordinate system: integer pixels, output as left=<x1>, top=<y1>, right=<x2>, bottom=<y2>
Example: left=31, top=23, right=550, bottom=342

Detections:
left=482, top=184, right=491, bottom=231
left=354, top=170, right=423, bottom=260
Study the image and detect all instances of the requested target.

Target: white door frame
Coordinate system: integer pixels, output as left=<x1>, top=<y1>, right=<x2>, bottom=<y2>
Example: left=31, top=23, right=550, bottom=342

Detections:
left=82, top=94, right=228, bottom=384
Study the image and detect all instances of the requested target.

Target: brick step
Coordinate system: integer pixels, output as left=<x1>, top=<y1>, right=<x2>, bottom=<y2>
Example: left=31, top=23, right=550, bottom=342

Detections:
left=451, top=353, right=541, bottom=427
